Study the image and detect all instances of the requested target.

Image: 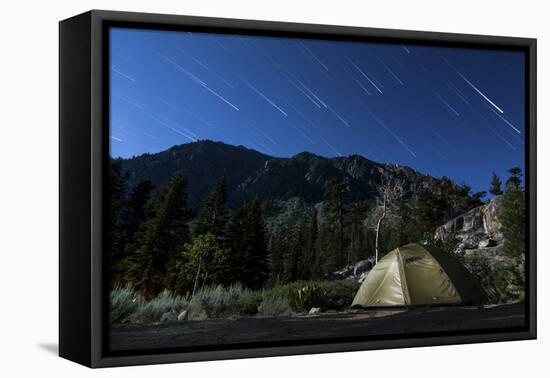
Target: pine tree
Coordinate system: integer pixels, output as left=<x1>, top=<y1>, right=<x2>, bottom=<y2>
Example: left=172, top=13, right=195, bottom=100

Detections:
left=109, top=159, right=128, bottom=216
left=194, top=176, right=229, bottom=245
left=413, top=177, right=485, bottom=242
left=489, top=172, right=503, bottom=196
left=269, top=222, right=289, bottom=284
left=125, top=180, right=154, bottom=238
left=126, top=174, right=191, bottom=297
left=109, top=160, right=129, bottom=282
left=245, top=198, right=270, bottom=288
left=317, top=220, right=338, bottom=275
left=346, top=201, right=370, bottom=265
left=302, top=209, right=319, bottom=279
left=324, top=179, right=349, bottom=268
left=413, top=188, right=447, bottom=242
left=395, top=202, right=415, bottom=247
left=269, top=202, right=310, bottom=283
left=501, top=168, right=525, bottom=258
left=506, top=167, right=523, bottom=189
left=226, top=203, right=249, bottom=284
left=285, top=217, right=306, bottom=281
left=112, top=180, right=154, bottom=282
left=226, top=198, right=270, bottom=288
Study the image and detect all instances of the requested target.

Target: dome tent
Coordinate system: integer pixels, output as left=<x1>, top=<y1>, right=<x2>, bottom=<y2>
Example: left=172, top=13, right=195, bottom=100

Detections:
left=351, top=243, right=485, bottom=307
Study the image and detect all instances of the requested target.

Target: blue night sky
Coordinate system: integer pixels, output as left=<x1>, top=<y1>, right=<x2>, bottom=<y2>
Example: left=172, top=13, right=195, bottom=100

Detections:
left=109, top=27, right=525, bottom=194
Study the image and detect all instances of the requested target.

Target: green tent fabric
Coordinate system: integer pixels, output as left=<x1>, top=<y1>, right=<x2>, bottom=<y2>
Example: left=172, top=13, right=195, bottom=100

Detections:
left=351, top=243, right=485, bottom=307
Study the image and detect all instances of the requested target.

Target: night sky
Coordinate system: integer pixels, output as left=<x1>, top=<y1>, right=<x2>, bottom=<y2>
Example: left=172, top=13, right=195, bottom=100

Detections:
left=109, top=27, right=525, bottom=193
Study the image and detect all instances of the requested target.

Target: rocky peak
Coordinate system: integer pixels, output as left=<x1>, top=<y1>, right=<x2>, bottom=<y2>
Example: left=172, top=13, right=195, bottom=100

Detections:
left=120, top=140, right=445, bottom=210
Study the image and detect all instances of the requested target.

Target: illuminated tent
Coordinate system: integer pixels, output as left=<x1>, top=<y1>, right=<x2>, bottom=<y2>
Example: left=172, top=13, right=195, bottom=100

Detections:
left=351, top=243, right=484, bottom=307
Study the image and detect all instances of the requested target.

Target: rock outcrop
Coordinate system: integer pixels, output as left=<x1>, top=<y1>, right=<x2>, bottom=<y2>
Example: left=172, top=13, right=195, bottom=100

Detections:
left=434, top=195, right=513, bottom=269
left=323, top=258, right=374, bottom=282
left=160, top=310, right=178, bottom=323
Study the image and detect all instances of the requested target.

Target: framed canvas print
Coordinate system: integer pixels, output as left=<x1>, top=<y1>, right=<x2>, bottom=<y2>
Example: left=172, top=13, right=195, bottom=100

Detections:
left=59, top=10, right=536, bottom=368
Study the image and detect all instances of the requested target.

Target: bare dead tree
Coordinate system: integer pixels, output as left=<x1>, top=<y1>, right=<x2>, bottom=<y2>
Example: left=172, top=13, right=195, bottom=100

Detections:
left=373, top=177, right=405, bottom=264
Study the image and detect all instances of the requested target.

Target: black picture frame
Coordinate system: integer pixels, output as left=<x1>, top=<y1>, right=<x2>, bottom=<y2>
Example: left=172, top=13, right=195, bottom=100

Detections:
left=59, top=9, right=537, bottom=368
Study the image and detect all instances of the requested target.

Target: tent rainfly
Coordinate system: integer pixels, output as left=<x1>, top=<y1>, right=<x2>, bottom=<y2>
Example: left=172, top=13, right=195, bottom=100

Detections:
left=351, top=243, right=485, bottom=307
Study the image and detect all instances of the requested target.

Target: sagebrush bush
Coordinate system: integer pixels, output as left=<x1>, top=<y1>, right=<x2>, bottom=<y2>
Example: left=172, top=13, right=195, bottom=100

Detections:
left=464, top=254, right=525, bottom=304
left=189, top=283, right=252, bottom=319
left=237, top=290, right=263, bottom=316
left=270, top=280, right=360, bottom=312
left=257, top=296, right=292, bottom=317
left=316, top=280, right=360, bottom=310
left=110, top=283, right=141, bottom=324
left=110, top=279, right=361, bottom=324
left=136, top=289, right=188, bottom=323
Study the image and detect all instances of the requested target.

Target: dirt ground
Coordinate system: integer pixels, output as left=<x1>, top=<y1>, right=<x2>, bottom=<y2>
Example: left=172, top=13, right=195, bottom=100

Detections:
left=110, top=303, right=525, bottom=352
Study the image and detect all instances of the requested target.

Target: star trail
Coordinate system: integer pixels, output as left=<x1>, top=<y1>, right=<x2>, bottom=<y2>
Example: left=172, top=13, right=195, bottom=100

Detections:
left=109, top=28, right=525, bottom=193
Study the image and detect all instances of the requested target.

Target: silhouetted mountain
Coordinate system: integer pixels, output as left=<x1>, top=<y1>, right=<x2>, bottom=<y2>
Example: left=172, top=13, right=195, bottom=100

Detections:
left=117, top=140, right=439, bottom=209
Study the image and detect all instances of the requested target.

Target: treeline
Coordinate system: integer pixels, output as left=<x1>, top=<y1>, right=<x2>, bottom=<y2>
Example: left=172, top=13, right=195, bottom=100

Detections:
left=110, top=161, right=269, bottom=298
left=110, top=157, right=525, bottom=298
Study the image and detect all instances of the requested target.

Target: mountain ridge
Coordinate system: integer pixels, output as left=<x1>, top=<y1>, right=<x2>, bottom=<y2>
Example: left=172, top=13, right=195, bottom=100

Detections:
left=116, top=140, right=440, bottom=209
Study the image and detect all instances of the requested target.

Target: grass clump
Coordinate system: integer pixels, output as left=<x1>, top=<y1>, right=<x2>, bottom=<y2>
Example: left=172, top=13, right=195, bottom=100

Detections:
left=288, top=283, right=328, bottom=312
left=237, top=290, right=263, bottom=316
left=270, top=280, right=360, bottom=312
left=109, top=279, right=360, bottom=324
left=136, top=289, right=188, bottom=323
left=189, top=283, right=256, bottom=319
left=315, top=280, right=360, bottom=310
left=110, top=283, right=141, bottom=324
left=257, top=296, right=292, bottom=317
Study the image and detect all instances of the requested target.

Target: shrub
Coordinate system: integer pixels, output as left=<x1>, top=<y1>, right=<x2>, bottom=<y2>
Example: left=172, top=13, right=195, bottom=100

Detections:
left=317, top=280, right=360, bottom=310
left=288, top=283, right=328, bottom=312
left=189, top=283, right=251, bottom=319
left=256, top=280, right=359, bottom=315
left=466, top=254, right=525, bottom=304
left=110, top=283, right=141, bottom=324
left=136, top=289, right=188, bottom=323
left=257, top=296, right=292, bottom=317
left=237, top=290, right=263, bottom=316
left=110, top=279, right=361, bottom=324
left=270, top=280, right=360, bottom=312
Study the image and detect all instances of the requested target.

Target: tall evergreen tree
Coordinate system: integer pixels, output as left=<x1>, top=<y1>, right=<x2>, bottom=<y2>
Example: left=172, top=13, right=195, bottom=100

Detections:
left=124, top=180, right=154, bottom=238
left=109, top=159, right=128, bottom=217
left=395, top=202, right=416, bottom=247
left=245, top=198, right=270, bottom=288
left=269, top=222, right=289, bottom=283
left=489, top=172, right=503, bottom=196
left=506, top=167, right=523, bottom=189
left=324, top=179, right=350, bottom=268
left=112, top=180, right=154, bottom=282
left=501, top=168, right=525, bottom=258
left=127, top=173, right=191, bottom=297
left=413, top=188, right=446, bottom=242
left=226, top=204, right=247, bottom=282
left=316, top=220, right=338, bottom=275
left=302, top=209, right=319, bottom=279
left=109, top=160, right=129, bottom=282
left=226, top=198, right=270, bottom=288
left=284, top=217, right=306, bottom=282
left=194, top=176, right=229, bottom=245
left=413, top=178, right=485, bottom=242
left=346, top=202, right=370, bottom=265
left=269, top=201, right=311, bottom=283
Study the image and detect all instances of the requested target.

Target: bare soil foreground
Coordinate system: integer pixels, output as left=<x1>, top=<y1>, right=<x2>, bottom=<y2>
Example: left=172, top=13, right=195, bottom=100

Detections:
left=110, top=303, right=524, bottom=352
